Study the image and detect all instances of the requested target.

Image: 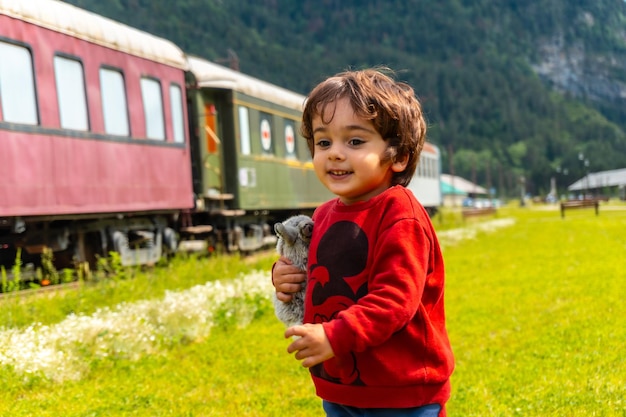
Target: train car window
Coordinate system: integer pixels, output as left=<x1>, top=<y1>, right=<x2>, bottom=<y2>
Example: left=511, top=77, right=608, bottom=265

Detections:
left=169, top=83, right=184, bottom=143
left=100, top=68, right=130, bottom=136
left=238, top=106, right=251, bottom=155
left=284, top=121, right=297, bottom=159
left=54, top=56, right=89, bottom=131
left=203, top=103, right=219, bottom=153
left=260, top=113, right=274, bottom=155
left=295, top=121, right=312, bottom=161
left=140, top=77, right=165, bottom=140
left=0, top=41, right=38, bottom=125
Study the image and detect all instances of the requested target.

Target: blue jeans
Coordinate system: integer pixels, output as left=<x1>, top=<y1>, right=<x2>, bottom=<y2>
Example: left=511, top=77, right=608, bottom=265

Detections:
left=322, top=401, right=441, bottom=417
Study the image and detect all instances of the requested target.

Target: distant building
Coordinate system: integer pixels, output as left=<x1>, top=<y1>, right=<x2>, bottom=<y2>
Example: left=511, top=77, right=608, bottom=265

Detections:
left=441, top=181, right=466, bottom=207
left=567, top=168, right=626, bottom=200
left=440, top=174, right=488, bottom=207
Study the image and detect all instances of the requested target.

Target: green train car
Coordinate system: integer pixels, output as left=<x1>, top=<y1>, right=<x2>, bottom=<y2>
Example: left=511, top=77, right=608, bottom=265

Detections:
left=182, top=56, right=331, bottom=252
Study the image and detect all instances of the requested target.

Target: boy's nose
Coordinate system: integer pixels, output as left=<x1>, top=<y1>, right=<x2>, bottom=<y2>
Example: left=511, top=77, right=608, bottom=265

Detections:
left=327, top=144, right=345, bottom=160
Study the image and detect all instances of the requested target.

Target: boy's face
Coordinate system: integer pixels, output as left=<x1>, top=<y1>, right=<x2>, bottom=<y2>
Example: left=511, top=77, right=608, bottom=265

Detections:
left=311, top=97, right=407, bottom=205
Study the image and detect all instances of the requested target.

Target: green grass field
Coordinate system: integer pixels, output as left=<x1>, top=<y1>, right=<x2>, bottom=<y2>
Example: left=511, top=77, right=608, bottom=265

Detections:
left=1, top=203, right=625, bottom=416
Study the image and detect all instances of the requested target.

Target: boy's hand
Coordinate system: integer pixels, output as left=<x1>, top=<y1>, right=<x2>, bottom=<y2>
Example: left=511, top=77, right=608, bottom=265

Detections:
left=273, top=257, right=306, bottom=302
left=285, top=323, right=335, bottom=368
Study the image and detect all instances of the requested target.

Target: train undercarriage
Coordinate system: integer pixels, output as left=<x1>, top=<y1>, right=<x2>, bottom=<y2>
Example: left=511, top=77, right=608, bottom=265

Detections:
left=0, top=206, right=294, bottom=288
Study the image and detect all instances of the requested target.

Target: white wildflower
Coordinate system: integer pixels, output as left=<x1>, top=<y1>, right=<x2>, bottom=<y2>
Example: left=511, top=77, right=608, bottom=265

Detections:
left=0, top=270, right=273, bottom=382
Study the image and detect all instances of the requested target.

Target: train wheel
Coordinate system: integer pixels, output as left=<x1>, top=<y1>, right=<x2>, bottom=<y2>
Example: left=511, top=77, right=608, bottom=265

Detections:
left=163, top=227, right=178, bottom=256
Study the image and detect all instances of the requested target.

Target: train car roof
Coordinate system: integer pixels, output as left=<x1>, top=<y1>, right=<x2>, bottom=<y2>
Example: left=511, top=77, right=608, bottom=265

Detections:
left=0, top=0, right=187, bottom=69
left=187, top=55, right=306, bottom=112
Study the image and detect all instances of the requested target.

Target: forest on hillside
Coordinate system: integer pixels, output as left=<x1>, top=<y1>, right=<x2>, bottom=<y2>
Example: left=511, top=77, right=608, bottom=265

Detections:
left=63, top=0, right=626, bottom=198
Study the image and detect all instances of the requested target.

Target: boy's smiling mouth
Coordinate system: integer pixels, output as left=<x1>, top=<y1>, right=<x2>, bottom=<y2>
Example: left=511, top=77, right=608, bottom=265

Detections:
left=329, top=170, right=352, bottom=178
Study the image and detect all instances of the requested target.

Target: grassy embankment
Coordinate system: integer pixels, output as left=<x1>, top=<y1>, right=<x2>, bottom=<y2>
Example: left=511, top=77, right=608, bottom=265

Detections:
left=1, top=202, right=624, bottom=416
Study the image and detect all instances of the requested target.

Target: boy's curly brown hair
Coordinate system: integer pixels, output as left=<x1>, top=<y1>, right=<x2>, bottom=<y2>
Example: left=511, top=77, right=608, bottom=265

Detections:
left=301, top=68, right=427, bottom=187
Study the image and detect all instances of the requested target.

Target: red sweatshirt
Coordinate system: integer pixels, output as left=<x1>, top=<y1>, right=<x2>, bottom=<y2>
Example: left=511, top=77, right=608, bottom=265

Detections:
left=304, top=185, right=454, bottom=411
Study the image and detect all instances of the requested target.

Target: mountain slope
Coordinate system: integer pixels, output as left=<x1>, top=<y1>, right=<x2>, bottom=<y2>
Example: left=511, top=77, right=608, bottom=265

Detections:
left=62, top=0, right=626, bottom=197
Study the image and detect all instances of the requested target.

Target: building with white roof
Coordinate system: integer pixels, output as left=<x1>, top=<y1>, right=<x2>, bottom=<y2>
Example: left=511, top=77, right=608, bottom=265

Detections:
left=567, top=168, right=626, bottom=199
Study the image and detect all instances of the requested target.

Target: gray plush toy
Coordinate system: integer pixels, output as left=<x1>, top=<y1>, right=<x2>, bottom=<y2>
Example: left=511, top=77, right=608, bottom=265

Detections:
left=273, top=214, right=313, bottom=328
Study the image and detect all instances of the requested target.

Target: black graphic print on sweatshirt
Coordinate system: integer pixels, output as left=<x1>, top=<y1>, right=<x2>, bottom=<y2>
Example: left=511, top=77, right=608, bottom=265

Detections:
left=308, top=220, right=369, bottom=385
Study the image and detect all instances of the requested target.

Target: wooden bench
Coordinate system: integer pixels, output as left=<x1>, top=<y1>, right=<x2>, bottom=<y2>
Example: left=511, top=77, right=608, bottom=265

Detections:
left=560, top=199, right=599, bottom=218
left=462, top=207, right=497, bottom=220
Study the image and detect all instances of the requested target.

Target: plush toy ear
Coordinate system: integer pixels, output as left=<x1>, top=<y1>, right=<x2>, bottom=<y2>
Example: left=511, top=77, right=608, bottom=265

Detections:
left=275, top=222, right=296, bottom=245
left=274, top=222, right=283, bottom=236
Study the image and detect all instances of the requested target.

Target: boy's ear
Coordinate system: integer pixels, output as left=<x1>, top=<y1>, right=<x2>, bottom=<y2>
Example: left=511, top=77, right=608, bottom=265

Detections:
left=391, top=153, right=409, bottom=173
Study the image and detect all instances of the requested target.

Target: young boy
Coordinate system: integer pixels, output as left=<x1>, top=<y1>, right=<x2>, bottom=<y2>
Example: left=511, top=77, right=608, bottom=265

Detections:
left=272, top=68, right=454, bottom=417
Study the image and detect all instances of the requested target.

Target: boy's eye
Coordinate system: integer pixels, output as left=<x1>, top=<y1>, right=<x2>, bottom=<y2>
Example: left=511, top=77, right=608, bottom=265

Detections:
left=315, top=139, right=331, bottom=148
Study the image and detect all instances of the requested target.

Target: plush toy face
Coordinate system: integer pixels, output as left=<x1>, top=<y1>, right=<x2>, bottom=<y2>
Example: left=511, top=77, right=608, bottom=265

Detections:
left=273, top=214, right=313, bottom=328
left=274, top=215, right=313, bottom=272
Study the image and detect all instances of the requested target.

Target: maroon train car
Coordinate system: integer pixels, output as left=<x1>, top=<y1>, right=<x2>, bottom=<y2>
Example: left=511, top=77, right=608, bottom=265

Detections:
left=0, top=0, right=193, bottom=268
